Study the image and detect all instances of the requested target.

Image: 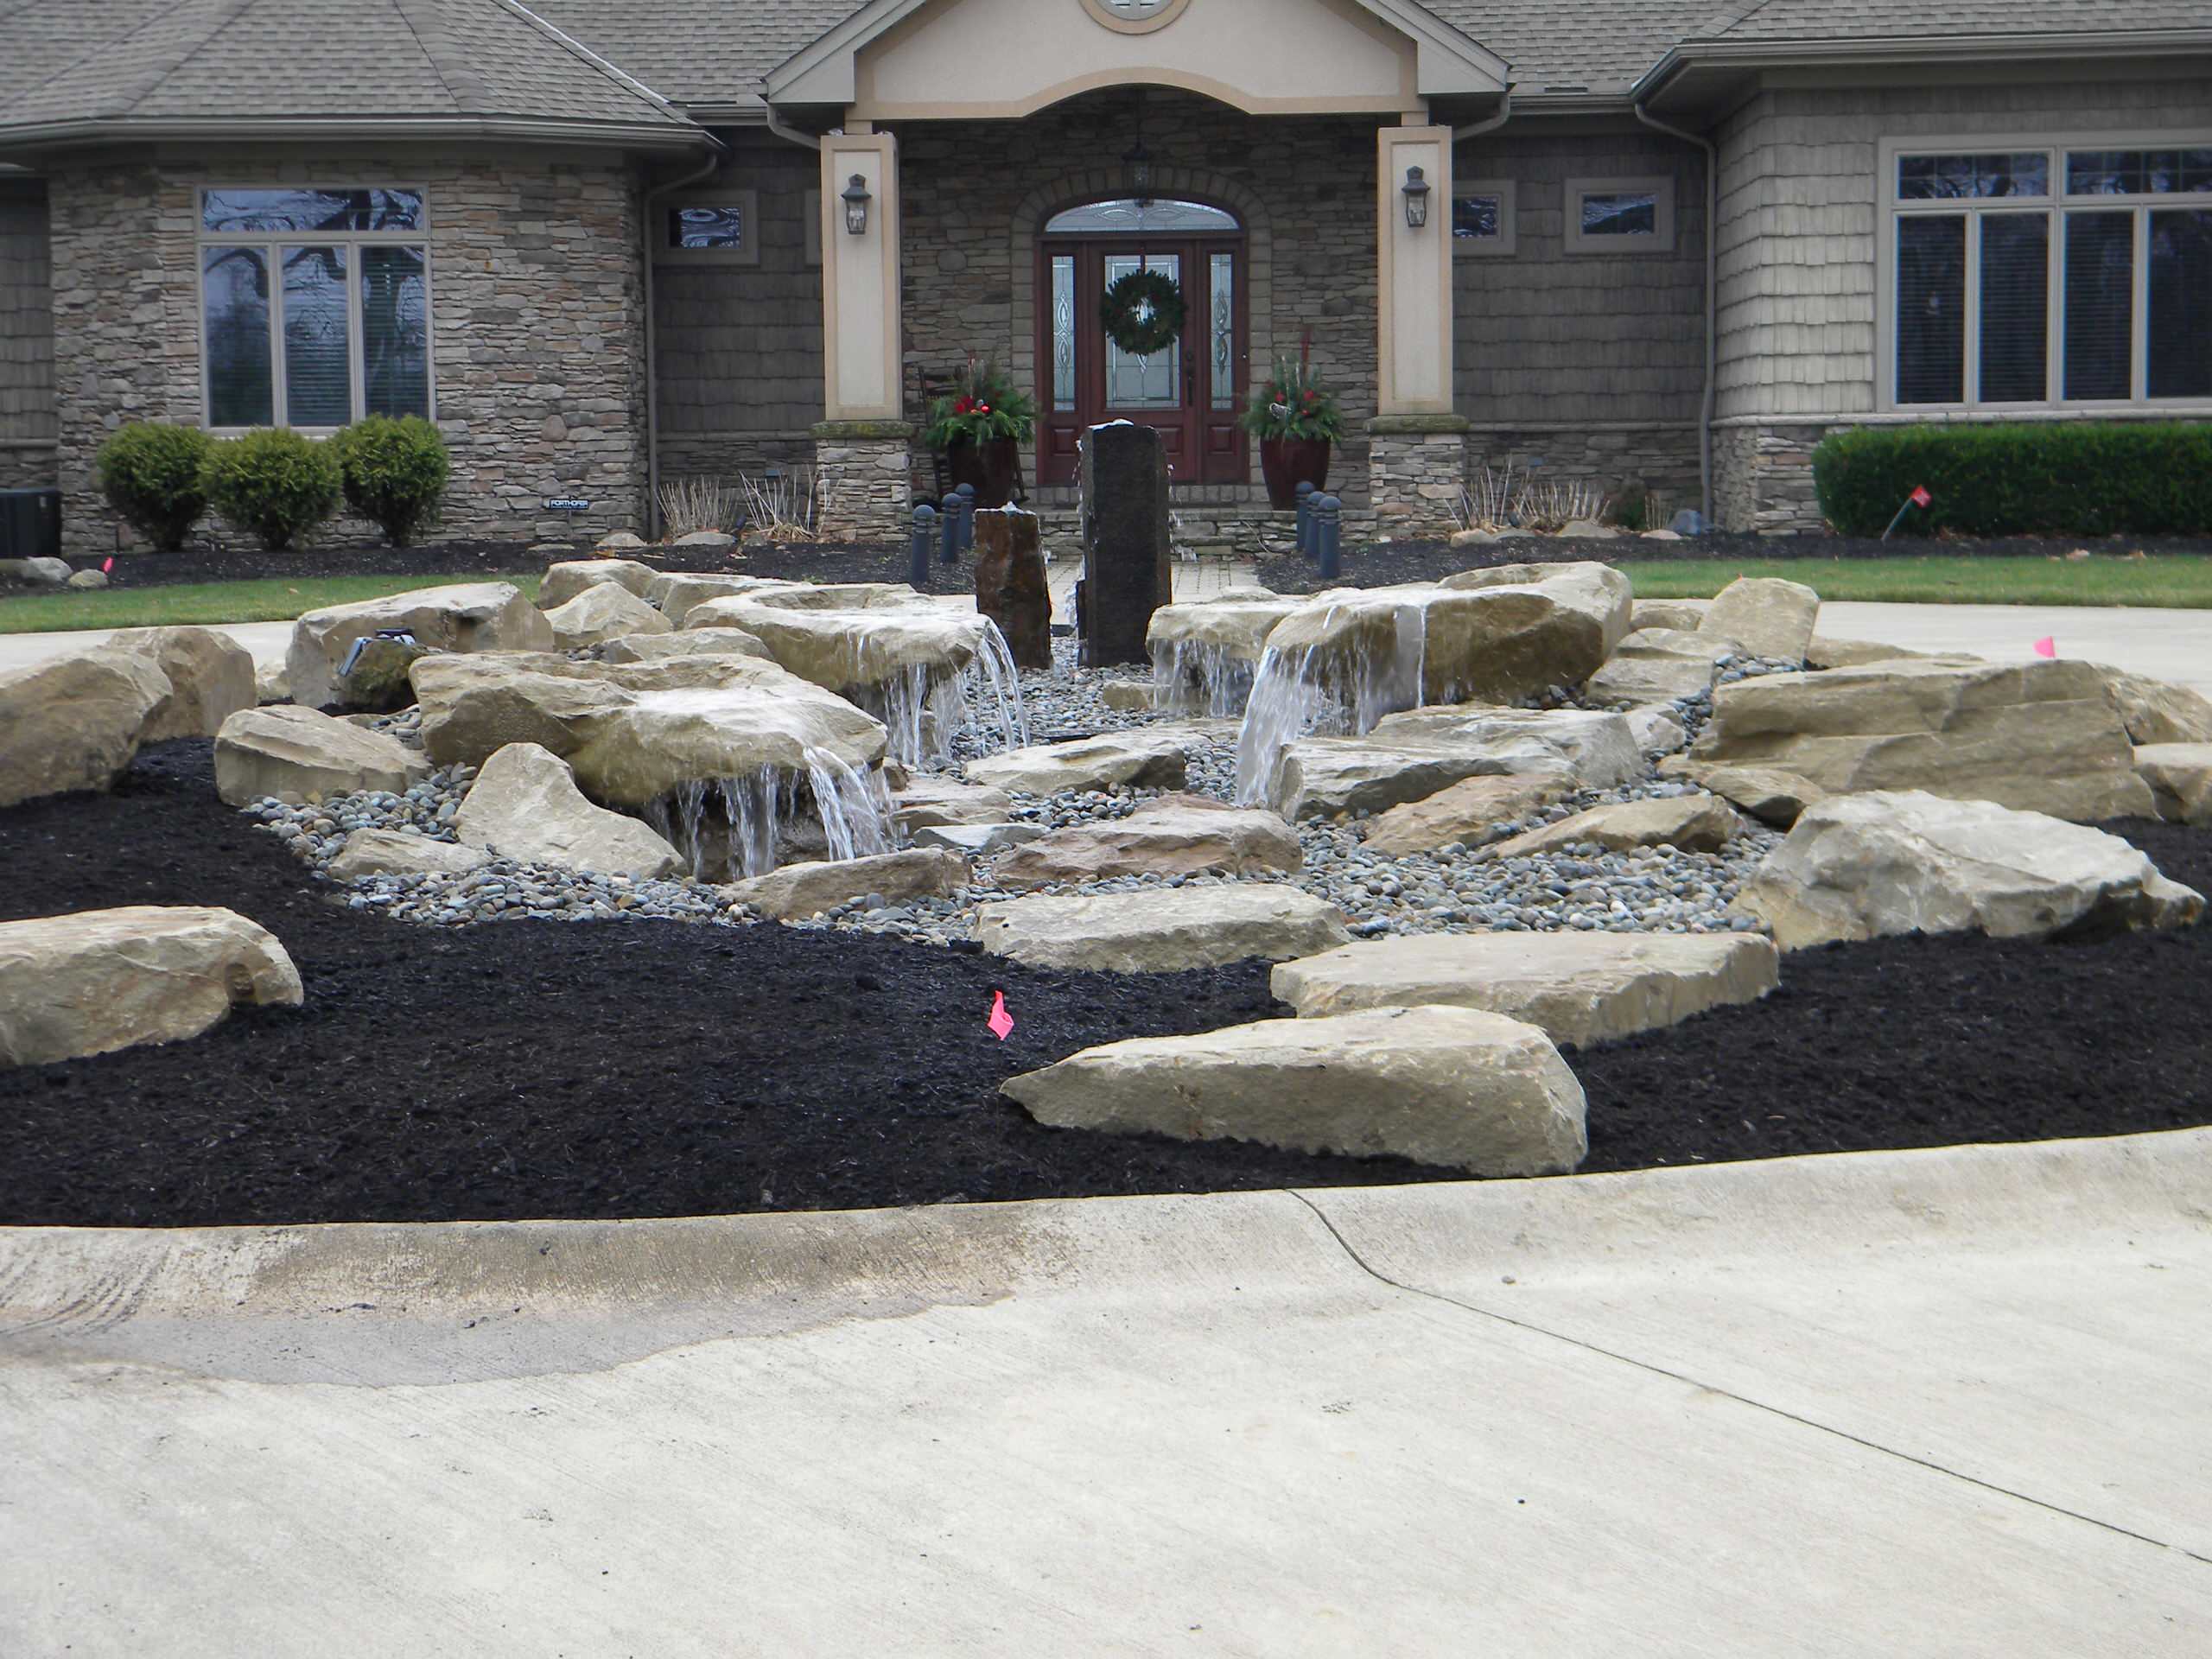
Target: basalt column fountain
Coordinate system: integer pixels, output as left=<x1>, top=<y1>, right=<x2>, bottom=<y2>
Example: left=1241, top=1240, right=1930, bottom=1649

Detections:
left=1077, top=422, right=1173, bottom=668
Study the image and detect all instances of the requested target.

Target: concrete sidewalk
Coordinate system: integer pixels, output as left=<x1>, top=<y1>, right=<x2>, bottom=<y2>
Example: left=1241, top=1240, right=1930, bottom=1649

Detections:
left=1821, top=601, right=2212, bottom=697
left=0, top=617, right=290, bottom=674
left=3, top=1129, right=2207, bottom=1655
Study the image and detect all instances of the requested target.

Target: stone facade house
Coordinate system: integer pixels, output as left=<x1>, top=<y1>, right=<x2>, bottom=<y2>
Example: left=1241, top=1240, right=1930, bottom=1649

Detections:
left=1, top=0, right=2206, bottom=552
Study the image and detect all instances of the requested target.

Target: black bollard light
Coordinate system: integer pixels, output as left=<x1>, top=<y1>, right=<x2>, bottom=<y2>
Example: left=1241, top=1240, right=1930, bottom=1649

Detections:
left=938, top=497, right=961, bottom=565
left=1295, top=480, right=1316, bottom=558
left=910, top=505, right=937, bottom=590
left=1315, top=493, right=1343, bottom=582
left=955, top=483, right=978, bottom=554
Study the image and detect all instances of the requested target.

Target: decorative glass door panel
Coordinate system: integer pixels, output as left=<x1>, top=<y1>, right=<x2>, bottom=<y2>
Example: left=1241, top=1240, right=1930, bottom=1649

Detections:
left=1036, top=201, right=1246, bottom=486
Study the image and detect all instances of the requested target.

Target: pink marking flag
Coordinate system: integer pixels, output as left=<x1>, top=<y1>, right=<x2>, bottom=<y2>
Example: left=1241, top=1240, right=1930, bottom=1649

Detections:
left=102, top=557, right=114, bottom=573
left=2033, top=636, right=2057, bottom=658
left=1909, top=486, right=1932, bottom=509
left=987, top=990, right=1014, bottom=1041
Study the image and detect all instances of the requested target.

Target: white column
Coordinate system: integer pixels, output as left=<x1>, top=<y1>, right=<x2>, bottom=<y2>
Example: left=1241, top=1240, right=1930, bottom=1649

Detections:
left=1376, top=125, right=1453, bottom=416
left=821, top=130, right=903, bottom=422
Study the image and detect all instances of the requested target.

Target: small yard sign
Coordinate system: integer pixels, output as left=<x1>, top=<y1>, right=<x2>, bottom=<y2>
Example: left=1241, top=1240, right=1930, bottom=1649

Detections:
left=544, top=498, right=592, bottom=514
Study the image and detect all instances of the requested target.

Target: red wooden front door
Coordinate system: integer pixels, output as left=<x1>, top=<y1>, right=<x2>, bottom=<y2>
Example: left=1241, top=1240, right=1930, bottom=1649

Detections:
left=1036, top=234, right=1247, bottom=486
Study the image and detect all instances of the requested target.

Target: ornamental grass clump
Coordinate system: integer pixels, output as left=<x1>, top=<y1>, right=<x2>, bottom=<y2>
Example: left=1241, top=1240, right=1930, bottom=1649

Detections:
left=94, top=423, right=214, bottom=550
left=199, top=428, right=343, bottom=550
left=330, top=415, right=450, bottom=546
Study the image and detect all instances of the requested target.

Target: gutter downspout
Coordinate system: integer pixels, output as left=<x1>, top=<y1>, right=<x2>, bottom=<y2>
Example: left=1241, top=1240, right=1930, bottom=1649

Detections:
left=642, top=139, right=728, bottom=540
left=1452, top=89, right=1511, bottom=142
left=1633, top=96, right=1717, bottom=526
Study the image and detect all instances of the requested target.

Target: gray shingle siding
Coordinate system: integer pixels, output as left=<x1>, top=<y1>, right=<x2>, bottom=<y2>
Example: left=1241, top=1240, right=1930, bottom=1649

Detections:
left=0, top=178, right=54, bottom=458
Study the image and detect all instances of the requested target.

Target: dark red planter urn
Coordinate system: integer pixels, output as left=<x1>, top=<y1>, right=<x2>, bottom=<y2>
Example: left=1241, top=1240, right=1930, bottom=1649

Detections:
left=1260, top=437, right=1332, bottom=509
left=946, top=436, right=1021, bottom=509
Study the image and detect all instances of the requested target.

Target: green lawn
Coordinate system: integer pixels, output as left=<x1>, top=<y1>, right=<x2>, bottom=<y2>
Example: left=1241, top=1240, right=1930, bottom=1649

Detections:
left=0, top=571, right=540, bottom=633
left=1613, top=555, right=2212, bottom=608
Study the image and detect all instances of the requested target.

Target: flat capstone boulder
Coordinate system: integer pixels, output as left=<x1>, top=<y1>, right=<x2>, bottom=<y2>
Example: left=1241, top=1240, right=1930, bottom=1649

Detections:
left=987, top=800, right=1301, bottom=892
left=537, top=558, right=659, bottom=611
left=542, top=582, right=672, bottom=649
left=1359, top=773, right=1568, bottom=856
left=2133, top=744, right=2212, bottom=826
left=454, top=742, right=684, bottom=879
left=1805, top=636, right=1935, bottom=671
left=287, top=582, right=553, bottom=709
left=327, top=829, right=493, bottom=882
left=0, top=645, right=172, bottom=807
left=1271, top=931, right=1780, bottom=1047
left=1584, top=627, right=1732, bottom=706
left=912, top=823, right=1046, bottom=856
left=1730, top=789, right=2204, bottom=950
left=690, top=595, right=992, bottom=700
left=648, top=573, right=799, bottom=626
left=723, top=848, right=967, bottom=921
left=1268, top=705, right=1641, bottom=820
left=1699, top=575, right=1820, bottom=662
left=976, top=885, right=1351, bottom=972
left=1660, top=755, right=1827, bottom=827
left=597, top=628, right=773, bottom=665
left=2094, top=665, right=2212, bottom=746
left=0, top=906, right=303, bottom=1067
left=104, top=626, right=257, bottom=741
left=965, top=729, right=1191, bottom=796
left=1689, top=657, right=2154, bottom=823
left=1145, top=589, right=1303, bottom=711
left=1001, top=1005, right=1587, bottom=1176
left=893, top=776, right=1016, bottom=833
left=215, top=705, right=430, bottom=806
left=1479, top=792, right=1749, bottom=860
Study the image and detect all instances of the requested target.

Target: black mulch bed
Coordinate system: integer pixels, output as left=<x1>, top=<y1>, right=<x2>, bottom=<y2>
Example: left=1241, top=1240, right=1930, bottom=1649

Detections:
left=3, top=740, right=2208, bottom=1229
left=25, top=536, right=955, bottom=593
left=1255, top=532, right=2212, bottom=594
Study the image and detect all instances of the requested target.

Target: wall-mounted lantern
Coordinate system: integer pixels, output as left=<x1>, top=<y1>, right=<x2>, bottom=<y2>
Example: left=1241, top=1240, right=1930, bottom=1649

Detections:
left=1122, top=137, right=1154, bottom=205
left=1402, top=165, right=1432, bottom=230
left=842, top=173, right=872, bottom=236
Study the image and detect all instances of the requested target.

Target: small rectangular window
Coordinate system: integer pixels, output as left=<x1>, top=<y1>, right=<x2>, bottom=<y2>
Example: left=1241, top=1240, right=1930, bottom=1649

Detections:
left=1898, top=153, right=2049, bottom=200
left=656, top=190, right=760, bottom=265
left=1564, top=177, right=1675, bottom=254
left=1455, top=194, right=1499, bottom=238
left=1452, top=180, right=1516, bottom=256
left=202, top=188, right=424, bottom=233
left=2063, top=212, right=2136, bottom=400
left=2148, top=208, right=2212, bottom=399
left=2066, top=149, right=2212, bottom=197
left=1897, top=214, right=1967, bottom=404
left=670, top=205, right=744, bottom=250
left=1978, top=213, right=2050, bottom=402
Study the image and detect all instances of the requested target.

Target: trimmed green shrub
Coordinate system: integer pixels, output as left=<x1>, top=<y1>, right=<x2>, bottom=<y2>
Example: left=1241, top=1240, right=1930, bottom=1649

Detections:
left=199, top=428, right=343, bottom=550
left=1812, top=423, right=2212, bottom=538
left=93, top=423, right=213, bottom=550
left=330, top=414, right=450, bottom=546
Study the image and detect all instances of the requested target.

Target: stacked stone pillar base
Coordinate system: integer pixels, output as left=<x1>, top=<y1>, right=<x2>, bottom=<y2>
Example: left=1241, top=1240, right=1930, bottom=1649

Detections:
left=810, top=421, right=914, bottom=543
left=1367, top=415, right=1471, bottom=538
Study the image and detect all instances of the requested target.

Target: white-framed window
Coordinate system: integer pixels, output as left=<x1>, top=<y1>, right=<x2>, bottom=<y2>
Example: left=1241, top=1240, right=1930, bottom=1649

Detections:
left=1452, top=179, right=1516, bottom=257
left=658, top=189, right=760, bottom=265
left=1564, top=175, right=1675, bottom=255
left=197, top=187, right=432, bottom=430
left=1880, top=137, right=2212, bottom=410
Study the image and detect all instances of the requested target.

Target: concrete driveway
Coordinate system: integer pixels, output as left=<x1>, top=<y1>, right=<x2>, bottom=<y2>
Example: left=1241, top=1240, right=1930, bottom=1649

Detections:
left=3, top=1129, right=2207, bottom=1656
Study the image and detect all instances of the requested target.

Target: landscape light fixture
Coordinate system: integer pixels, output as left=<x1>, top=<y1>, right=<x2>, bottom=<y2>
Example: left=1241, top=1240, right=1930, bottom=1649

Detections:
left=842, top=173, right=872, bottom=235
left=1402, top=165, right=1431, bottom=230
left=1123, top=137, right=1154, bottom=206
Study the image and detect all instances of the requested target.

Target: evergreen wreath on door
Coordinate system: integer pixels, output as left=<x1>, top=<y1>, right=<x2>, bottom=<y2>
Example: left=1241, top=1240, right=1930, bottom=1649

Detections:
left=1099, top=268, right=1185, bottom=357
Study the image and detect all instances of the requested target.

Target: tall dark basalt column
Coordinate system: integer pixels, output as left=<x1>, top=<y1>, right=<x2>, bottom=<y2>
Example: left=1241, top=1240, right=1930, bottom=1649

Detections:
left=1077, top=423, right=1172, bottom=668
left=973, top=507, right=1052, bottom=669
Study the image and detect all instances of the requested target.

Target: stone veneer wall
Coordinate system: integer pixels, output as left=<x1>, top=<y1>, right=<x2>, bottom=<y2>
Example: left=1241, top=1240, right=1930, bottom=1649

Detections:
left=1464, top=424, right=1702, bottom=520
left=1369, top=425, right=1469, bottom=536
left=811, top=425, right=915, bottom=541
left=47, top=148, right=645, bottom=555
left=898, top=90, right=1382, bottom=508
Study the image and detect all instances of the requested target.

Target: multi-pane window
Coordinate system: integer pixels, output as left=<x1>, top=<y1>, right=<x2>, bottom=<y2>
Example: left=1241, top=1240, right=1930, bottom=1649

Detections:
left=1888, top=143, right=2212, bottom=407
left=199, top=188, right=430, bottom=429
left=1452, top=180, right=1516, bottom=256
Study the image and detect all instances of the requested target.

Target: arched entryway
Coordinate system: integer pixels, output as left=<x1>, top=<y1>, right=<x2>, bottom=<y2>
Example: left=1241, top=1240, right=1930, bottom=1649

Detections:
left=1033, top=195, right=1249, bottom=486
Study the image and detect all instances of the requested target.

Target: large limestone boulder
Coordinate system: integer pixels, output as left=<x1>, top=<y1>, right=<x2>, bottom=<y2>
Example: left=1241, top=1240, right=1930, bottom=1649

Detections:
left=1273, top=931, right=1780, bottom=1048
left=214, top=705, right=430, bottom=805
left=893, top=776, right=1016, bottom=834
left=723, top=848, right=967, bottom=920
left=1731, top=790, right=2203, bottom=950
left=2094, top=666, right=2212, bottom=746
left=1632, top=599, right=1710, bottom=633
left=0, top=906, right=303, bottom=1067
left=1146, top=590, right=1302, bottom=713
left=537, top=558, right=658, bottom=610
left=1269, top=704, right=1642, bottom=821
left=988, top=801, right=1301, bottom=892
left=1806, top=636, right=1936, bottom=671
left=0, top=647, right=172, bottom=807
left=287, top=582, right=553, bottom=709
left=1659, top=757, right=1827, bottom=828
left=966, top=730, right=1191, bottom=796
left=0, top=556, right=71, bottom=588
left=1479, top=793, right=1749, bottom=860
left=1585, top=627, right=1732, bottom=706
left=1439, top=561, right=1636, bottom=661
left=976, top=885, right=1351, bottom=972
left=649, top=573, right=798, bottom=626
left=1626, top=705, right=1689, bottom=757
left=1699, top=576, right=1819, bottom=662
left=105, top=626, right=257, bottom=741
left=454, top=742, right=684, bottom=879
left=542, top=582, right=673, bottom=649
left=1689, top=658, right=2153, bottom=823
left=598, top=628, right=773, bottom=665
left=691, top=597, right=991, bottom=701
left=328, top=829, right=493, bottom=881
left=2135, top=744, right=2212, bottom=825
left=410, top=653, right=887, bottom=808
left=1002, top=1006, right=1586, bottom=1176
left=1360, top=774, right=1568, bottom=856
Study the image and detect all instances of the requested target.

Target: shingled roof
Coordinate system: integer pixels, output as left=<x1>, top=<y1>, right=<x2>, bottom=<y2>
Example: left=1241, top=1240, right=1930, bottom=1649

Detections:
left=1687, top=0, right=2211, bottom=44
left=0, top=0, right=706, bottom=148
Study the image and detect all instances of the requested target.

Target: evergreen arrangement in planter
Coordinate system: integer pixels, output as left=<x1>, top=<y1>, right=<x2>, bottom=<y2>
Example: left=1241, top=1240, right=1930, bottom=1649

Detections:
left=93, top=423, right=214, bottom=550
left=924, top=357, right=1037, bottom=508
left=1240, top=350, right=1344, bottom=508
left=199, top=428, right=343, bottom=550
left=1813, top=423, right=2212, bottom=537
left=330, top=414, right=450, bottom=546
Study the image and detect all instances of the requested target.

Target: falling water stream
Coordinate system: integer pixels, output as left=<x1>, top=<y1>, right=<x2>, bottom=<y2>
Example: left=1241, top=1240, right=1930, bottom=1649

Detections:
left=646, top=749, right=897, bottom=884
left=1231, top=597, right=1429, bottom=806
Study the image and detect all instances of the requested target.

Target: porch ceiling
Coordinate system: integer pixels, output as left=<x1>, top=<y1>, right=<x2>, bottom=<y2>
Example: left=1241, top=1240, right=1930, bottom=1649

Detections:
left=766, top=0, right=1508, bottom=118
